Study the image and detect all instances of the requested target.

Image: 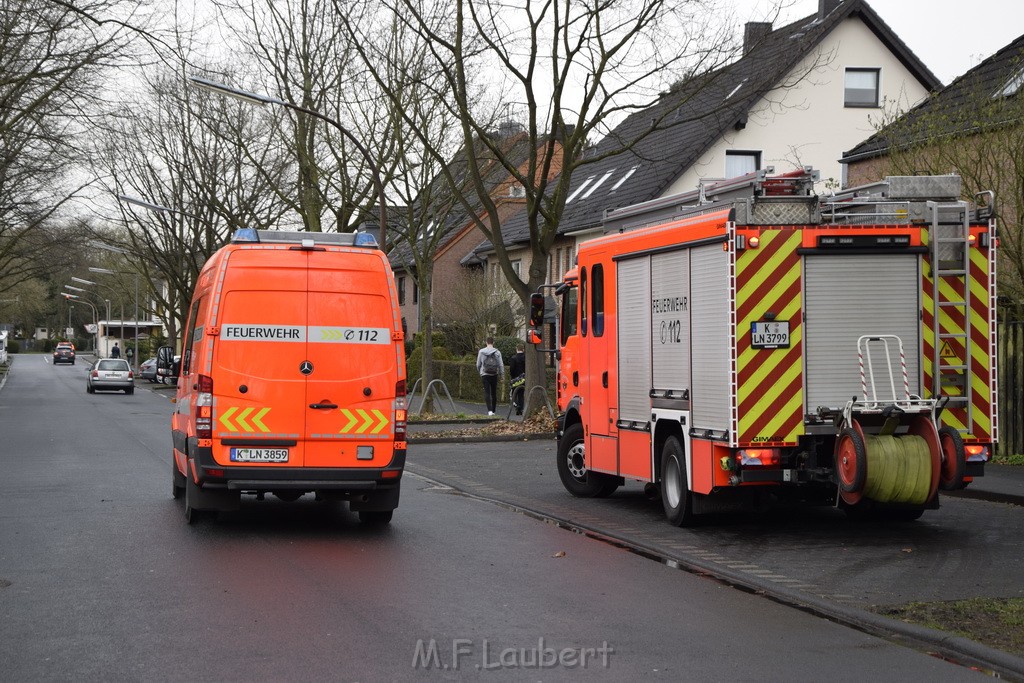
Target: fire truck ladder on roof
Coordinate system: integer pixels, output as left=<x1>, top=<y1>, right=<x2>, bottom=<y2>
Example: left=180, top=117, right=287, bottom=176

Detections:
left=927, top=200, right=973, bottom=434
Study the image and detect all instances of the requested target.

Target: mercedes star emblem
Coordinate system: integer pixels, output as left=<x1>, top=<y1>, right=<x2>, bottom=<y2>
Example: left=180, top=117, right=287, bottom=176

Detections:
left=299, top=360, right=314, bottom=375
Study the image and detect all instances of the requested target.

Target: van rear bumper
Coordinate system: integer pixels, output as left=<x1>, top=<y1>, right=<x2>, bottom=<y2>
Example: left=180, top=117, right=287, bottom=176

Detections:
left=188, top=436, right=405, bottom=489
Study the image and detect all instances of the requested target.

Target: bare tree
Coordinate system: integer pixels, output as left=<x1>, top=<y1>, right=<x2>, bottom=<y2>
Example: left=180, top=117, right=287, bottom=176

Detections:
left=857, top=72, right=1024, bottom=318
left=0, top=0, right=155, bottom=294
left=345, top=0, right=738, bottom=401
left=209, top=0, right=399, bottom=235
left=93, top=65, right=294, bottom=342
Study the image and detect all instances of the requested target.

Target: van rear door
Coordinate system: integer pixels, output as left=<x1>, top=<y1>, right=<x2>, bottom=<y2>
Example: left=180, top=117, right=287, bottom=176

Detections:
left=213, top=251, right=310, bottom=466
left=304, top=251, right=398, bottom=468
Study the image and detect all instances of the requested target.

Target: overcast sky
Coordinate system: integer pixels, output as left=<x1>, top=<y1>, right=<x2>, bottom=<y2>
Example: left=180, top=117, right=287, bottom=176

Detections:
left=732, top=0, right=1024, bottom=85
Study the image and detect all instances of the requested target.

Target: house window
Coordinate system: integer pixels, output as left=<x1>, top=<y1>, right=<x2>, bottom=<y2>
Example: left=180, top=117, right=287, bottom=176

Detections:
left=566, top=176, right=595, bottom=203
left=413, top=281, right=418, bottom=304
left=581, top=169, right=615, bottom=199
left=844, top=68, right=880, bottom=107
left=610, top=165, right=639, bottom=192
left=725, top=150, right=760, bottom=178
left=998, top=67, right=1024, bottom=97
left=397, top=276, right=406, bottom=305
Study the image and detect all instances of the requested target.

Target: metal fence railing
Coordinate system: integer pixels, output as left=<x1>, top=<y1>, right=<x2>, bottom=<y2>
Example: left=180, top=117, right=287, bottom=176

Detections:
left=997, top=321, right=1024, bottom=457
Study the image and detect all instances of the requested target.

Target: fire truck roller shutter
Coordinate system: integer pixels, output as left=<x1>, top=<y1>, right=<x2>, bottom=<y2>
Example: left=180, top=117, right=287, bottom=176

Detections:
left=803, top=254, right=921, bottom=413
left=650, top=250, right=691, bottom=400
left=691, top=245, right=731, bottom=433
left=617, top=256, right=652, bottom=423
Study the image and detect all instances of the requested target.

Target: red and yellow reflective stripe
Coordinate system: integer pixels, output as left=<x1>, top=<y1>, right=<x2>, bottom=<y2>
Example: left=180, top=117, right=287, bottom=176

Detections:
left=736, top=229, right=804, bottom=445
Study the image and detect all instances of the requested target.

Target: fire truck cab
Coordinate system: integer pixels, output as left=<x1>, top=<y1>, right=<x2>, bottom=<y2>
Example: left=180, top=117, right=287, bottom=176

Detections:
left=536, top=169, right=998, bottom=524
left=164, top=228, right=407, bottom=525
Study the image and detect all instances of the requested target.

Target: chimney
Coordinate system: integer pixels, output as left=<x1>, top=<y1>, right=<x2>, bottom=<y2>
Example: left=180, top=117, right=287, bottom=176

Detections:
left=743, top=22, right=772, bottom=55
left=819, top=0, right=842, bottom=20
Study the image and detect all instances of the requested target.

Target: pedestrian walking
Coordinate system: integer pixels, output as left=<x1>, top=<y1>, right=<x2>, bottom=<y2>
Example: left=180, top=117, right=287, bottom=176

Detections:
left=110, top=342, right=121, bottom=359
left=476, top=337, right=503, bottom=416
left=509, top=343, right=526, bottom=415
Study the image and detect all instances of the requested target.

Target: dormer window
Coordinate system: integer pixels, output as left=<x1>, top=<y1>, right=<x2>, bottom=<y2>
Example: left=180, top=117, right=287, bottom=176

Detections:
left=845, top=68, right=880, bottom=107
left=997, top=67, right=1024, bottom=97
left=566, top=176, right=595, bottom=203
left=581, top=170, right=615, bottom=199
left=725, top=79, right=747, bottom=100
left=508, top=183, right=526, bottom=198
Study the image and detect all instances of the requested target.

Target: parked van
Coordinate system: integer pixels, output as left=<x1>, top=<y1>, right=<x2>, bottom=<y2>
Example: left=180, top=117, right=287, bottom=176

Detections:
left=163, top=228, right=407, bottom=524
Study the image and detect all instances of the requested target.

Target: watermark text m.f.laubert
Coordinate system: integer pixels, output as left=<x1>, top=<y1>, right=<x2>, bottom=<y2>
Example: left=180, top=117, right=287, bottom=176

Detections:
left=412, top=638, right=614, bottom=671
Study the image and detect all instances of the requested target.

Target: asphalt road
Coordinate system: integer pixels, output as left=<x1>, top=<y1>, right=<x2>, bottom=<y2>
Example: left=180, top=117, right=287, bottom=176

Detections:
left=0, top=355, right=996, bottom=681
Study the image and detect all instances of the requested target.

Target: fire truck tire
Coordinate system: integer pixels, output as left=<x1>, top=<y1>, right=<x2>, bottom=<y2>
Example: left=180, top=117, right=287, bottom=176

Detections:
left=557, top=423, right=619, bottom=497
left=938, top=426, right=966, bottom=491
left=660, top=436, right=693, bottom=527
left=836, top=428, right=867, bottom=494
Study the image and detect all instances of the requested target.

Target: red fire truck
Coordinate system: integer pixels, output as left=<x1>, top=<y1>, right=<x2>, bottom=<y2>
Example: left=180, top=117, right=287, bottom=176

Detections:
left=533, top=168, right=998, bottom=524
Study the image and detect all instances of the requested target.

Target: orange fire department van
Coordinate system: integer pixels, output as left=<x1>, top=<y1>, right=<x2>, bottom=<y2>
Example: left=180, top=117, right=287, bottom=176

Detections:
left=534, top=169, right=998, bottom=524
left=164, top=228, right=407, bottom=524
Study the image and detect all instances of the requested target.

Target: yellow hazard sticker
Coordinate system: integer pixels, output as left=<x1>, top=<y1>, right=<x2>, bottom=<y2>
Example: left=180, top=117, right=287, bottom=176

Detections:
left=219, top=406, right=272, bottom=432
left=939, top=340, right=958, bottom=360
left=338, top=408, right=390, bottom=434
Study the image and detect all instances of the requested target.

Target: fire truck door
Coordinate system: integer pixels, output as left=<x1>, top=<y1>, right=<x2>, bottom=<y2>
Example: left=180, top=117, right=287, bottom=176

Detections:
left=584, top=260, right=617, bottom=474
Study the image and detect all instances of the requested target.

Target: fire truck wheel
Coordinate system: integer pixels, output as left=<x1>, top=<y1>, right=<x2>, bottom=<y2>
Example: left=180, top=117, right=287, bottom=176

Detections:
left=556, top=422, right=618, bottom=497
left=836, top=428, right=867, bottom=494
left=660, top=435, right=693, bottom=526
left=938, top=426, right=966, bottom=491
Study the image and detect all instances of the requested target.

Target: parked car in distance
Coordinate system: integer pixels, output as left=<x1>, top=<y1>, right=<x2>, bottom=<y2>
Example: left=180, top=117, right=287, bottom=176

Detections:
left=87, top=358, right=134, bottom=394
left=140, top=357, right=158, bottom=382
left=53, top=342, right=76, bottom=365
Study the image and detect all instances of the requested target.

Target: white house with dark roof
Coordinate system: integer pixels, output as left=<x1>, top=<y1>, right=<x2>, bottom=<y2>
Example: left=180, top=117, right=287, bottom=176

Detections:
left=464, top=0, right=941, bottom=287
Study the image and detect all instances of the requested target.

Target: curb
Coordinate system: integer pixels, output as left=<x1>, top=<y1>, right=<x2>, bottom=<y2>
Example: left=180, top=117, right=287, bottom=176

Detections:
left=408, top=432, right=553, bottom=445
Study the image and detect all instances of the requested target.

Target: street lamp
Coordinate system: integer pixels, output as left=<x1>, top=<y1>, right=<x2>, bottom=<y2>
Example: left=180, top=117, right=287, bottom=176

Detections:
left=189, top=76, right=388, bottom=248
left=70, top=278, right=120, bottom=356
left=89, top=258, right=140, bottom=370
left=61, top=293, right=98, bottom=352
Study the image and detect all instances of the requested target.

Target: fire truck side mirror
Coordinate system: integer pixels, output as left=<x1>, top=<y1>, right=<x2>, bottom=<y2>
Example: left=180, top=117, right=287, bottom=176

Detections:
left=527, top=328, right=542, bottom=345
left=529, top=292, right=545, bottom=328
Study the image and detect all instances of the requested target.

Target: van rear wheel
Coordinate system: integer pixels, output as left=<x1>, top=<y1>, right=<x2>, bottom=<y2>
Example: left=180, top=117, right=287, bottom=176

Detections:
left=184, top=477, right=207, bottom=525
left=172, top=461, right=185, bottom=500
left=359, top=510, right=393, bottom=525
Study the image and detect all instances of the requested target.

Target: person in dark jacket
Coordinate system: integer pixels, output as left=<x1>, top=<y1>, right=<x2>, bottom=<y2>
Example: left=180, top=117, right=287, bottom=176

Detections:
left=476, top=337, right=504, bottom=416
left=509, top=344, right=526, bottom=415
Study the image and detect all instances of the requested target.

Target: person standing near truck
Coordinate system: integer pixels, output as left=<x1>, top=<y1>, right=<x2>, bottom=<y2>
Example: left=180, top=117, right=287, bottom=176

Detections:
left=509, top=343, right=526, bottom=415
left=476, top=337, right=503, bottom=416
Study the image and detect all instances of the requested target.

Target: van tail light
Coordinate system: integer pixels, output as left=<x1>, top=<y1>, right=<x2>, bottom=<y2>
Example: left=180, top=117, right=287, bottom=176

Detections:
left=128, top=371, right=134, bottom=379
left=393, top=380, right=407, bottom=444
left=91, top=370, right=99, bottom=378
left=196, top=374, right=214, bottom=440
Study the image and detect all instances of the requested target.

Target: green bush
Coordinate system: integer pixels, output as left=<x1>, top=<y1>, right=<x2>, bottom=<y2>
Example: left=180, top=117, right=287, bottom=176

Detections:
left=7, top=340, right=19, bottom=353
left=406, top=345, right=454, bottom=383
left=493, top=336, right=520, bottom=364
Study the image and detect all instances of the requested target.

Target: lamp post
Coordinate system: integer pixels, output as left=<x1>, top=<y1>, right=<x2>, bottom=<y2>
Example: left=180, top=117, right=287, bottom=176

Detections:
left=61, top=294, right=98, bottom=352
left=70, top=278, right=120, bottom=356
left=88, top=251, right=140, bottom=370
left=189, top=76, right=388, bottom=248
